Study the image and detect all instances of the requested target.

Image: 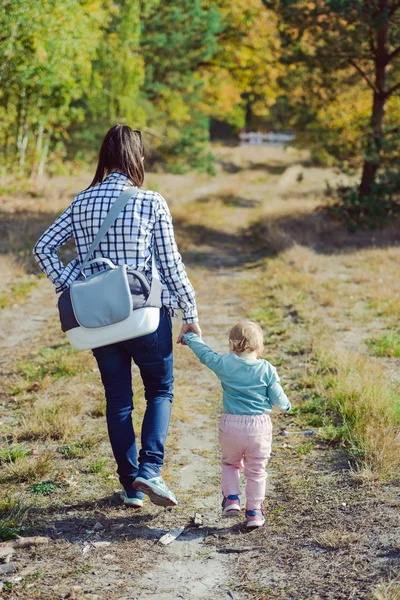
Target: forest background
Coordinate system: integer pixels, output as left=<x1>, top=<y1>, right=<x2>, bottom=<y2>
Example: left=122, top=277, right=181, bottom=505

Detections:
left=1, top=0, right=399, bottom=224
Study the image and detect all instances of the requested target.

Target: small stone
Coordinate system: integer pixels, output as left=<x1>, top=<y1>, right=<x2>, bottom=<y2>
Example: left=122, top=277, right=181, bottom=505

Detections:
left=91, top=541, right=111, bottom=548
left=82, top=542, right=91, bottom=555
left=191, top=512, right=203, bottom=527
left=0, top=563, right=18, bottom=575
left=93, top=521, right=104, bottom=531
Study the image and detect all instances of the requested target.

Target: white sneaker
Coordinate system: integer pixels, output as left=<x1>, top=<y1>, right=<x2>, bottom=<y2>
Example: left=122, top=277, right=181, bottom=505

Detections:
left=132, top=476, right=178, bottom=507
left=119, top=489, right=143, bottom=508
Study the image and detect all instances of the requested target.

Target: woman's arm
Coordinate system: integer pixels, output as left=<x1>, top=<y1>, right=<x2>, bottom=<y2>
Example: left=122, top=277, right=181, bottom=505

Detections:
left=33, top=206, right=79, bottom=293
left=154, top=195, right=198, bottom=323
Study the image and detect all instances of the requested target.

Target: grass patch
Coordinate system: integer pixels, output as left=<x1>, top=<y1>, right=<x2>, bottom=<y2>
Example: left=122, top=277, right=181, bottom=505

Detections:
left=17, top=344, right=80, bottom=387
left=315, top=348, right=400, bottom=478
left=0, top=453, right=53, bottom=483
left=368, top=332, right=400, bottom=358
left=296, top=441, right=314, bottom=455
left=0, top=444, right=30, bottom=464
left=0, top=279, right=37, bottom=309
left=57, top=440, right=94, bottom=459
left=86, top=458, right=108, bottom=474
left=313, top=529, right=360, bottom=550
left=17, top=398, right=83, bottom=441
left=291, top=395, right=328, bottom=428
left=373, top=578, right=400, bottom=600
left=0, top=497, right=27, bottom=541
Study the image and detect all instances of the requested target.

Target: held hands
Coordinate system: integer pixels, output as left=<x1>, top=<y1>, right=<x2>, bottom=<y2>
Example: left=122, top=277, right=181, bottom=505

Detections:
left=177, top=322, right=202, bottom=345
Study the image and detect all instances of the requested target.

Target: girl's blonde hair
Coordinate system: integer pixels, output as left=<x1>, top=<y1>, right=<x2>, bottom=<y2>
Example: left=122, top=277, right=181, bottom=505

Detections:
left=229, top=320, right=264, bottom=356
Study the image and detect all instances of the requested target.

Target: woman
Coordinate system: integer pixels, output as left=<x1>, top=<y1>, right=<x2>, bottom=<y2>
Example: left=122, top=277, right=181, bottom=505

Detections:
left=34, top=125, right=201, bottom=508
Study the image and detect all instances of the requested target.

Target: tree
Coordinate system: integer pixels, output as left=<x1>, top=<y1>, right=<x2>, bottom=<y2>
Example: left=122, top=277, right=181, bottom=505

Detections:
left=263, top=0, right=400, bottom=199
left=0, top=0, right=108, bottom=175
left=201, top=0, right=281, bottom=131
left=139, top=0, right=223, bottom=171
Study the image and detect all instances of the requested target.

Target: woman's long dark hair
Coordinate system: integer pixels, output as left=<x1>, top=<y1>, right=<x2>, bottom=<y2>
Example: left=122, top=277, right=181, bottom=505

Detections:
left=89, top=124, right=144, bottom=188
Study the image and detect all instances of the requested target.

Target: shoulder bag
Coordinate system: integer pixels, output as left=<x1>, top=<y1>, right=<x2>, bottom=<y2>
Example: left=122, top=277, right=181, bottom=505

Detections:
left=57, top=187, right=162, bottom=351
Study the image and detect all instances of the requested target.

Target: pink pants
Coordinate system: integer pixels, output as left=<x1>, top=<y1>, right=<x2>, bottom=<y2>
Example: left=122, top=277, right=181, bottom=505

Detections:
left=218, top=413, right=272, bottom=510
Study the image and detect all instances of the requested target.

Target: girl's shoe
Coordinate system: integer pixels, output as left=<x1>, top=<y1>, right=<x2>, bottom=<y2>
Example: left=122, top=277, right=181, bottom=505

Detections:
left=132, top=476, right=178, bottom=507
left=119, top=489, right=143, bottom=508
left=246, top=509, right=265, bottom=528
left=222, top=495, right=241, bottom=517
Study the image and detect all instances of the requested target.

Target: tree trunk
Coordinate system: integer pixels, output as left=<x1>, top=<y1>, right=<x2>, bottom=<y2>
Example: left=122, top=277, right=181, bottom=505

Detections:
left=358, top=91, right=386, bottom=198
left=31, top=122, right=44, bottom=179
left=358, top=0, right=388, bottom=199
left=38, top=132, right=50, bottom=177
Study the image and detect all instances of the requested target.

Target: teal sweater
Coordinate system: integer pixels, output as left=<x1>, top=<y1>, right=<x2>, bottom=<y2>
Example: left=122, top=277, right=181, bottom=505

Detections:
left=184, top=333, right=291, bottom=415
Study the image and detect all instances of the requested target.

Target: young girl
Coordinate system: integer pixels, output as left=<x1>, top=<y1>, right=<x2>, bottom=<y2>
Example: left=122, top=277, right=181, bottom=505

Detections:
left=183, top=320, right=290, bottom=528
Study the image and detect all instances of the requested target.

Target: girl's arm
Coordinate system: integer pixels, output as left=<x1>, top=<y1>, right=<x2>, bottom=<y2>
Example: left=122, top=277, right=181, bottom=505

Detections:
left=268, top=369, right=291, bottom=412
left=183, top=332, right=224, bottom=374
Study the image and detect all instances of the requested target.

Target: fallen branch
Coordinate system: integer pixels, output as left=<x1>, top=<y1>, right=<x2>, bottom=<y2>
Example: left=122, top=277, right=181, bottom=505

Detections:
left=217, top=547, right=264, bottom=554
left=10, top=536, right=50, bottom=549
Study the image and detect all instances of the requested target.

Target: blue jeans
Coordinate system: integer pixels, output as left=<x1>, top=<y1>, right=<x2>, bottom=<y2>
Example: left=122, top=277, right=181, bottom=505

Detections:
left=92, top=308, right=174, bottom=496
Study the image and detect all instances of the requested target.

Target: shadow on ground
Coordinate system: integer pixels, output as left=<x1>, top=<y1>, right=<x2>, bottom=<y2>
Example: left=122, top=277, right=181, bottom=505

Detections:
left=2, top=205, right=400, bottom=279
left=196, top=194, right=260, bottom=208
left=24, top=492, right=250, bottom=544
left=217, top=159, right=305, bottom=175
left=248, top=210, right=400, bottom=256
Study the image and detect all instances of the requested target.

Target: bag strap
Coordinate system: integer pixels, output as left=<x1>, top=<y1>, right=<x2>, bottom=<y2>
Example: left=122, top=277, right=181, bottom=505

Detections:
left=80, top=187, right=139, bottom=272
left=80, top=185, right=159, bottom=281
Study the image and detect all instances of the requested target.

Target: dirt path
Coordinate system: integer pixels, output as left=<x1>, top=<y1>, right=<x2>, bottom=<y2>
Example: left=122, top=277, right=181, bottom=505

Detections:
left=0, top=147, right=399, bottom=600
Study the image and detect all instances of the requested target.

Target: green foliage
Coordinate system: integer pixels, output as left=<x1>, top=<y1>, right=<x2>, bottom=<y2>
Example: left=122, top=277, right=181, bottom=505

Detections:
left=327, top=162, right=400, bottom=229
left=29, top=480, right=57, bottom=495
left=0, top=0, right=108, bottom=175
left=18, top=345, right=78, bottom=384
left=86, top=459, right=108, bottom=474
left=368, top=333, right=400, bottom=358
left=140, top=0, right=222, bottom=171
left=0, top=445, right=30, bottom=465
left=1, top=0, right=236, bottom=174
left=57, top=441, right=94, bottom=459
left=296, top=441, right=314, bottom=455
left=0, top=280, right=37, bottom=309
left=0, top=497, right=26, bottom=541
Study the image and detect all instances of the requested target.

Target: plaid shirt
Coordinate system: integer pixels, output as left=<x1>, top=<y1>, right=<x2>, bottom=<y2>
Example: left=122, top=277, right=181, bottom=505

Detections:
left=33, top=172, right=198, bottom=323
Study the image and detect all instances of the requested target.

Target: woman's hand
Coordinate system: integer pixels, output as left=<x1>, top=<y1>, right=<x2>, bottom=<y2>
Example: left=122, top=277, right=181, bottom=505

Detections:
left=177, top=322, right=202, bottom=345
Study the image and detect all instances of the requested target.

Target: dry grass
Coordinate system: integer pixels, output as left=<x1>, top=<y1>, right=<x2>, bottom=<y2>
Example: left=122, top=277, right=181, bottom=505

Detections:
left=373, top=579, right=400, bottom=600
left=0, top=452, right=54, bottom=483
left=245, top=216, right=400, bottom=481
left=16, top=398, right=83, bottom=442
left=0, top=254, right=26, bottom=289
left=313, top=529, right=361, bottom=550
left=315, top=348, right=400, bottom=478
